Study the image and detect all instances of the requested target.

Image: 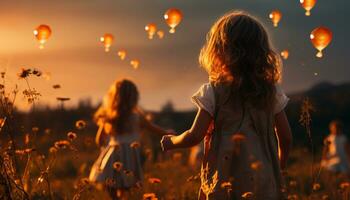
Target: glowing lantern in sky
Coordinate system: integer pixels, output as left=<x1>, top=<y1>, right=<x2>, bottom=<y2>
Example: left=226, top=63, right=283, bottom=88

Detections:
left=300, top=0, right=317, bottom=16
left=145, top=23, right=157, bottom=39
left=157, top=30, right=165, bottom=39
left=130, top=59, right=140, bottom=69
left=117, top=50, right=127, bottom=60
left=33, top=24, right=52, bottom=49
left=164, top=8, right=183, bottom=33
left=281, top=50, right=289, bottom=60
left=310, top=26, right=332, bottom=58
left=269, top=10, right=282, bottom=27
left=100, top=33, right=114, bottom=52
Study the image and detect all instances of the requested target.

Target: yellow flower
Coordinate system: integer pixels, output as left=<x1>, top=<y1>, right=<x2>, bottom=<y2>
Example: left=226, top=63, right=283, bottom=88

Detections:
left=148, top=177, right=161, bottom=184
left=32, top=127, right=39, bottom=133
left=241, top=192, right=253, bottom=199
left=113, top=162, right=123, bottom=172
left=250, top=161, right=263, bottom=171
left=75, top=120, right=86, bottom=130
left=312, top=183, right=321, bottom=191
left=130, top=141, right=141, bottom=148
left=67, top=132, right=77, bottom=141
left=143, top=193, right=157, bottom=200
left=54, top=140, right=70, bottom=149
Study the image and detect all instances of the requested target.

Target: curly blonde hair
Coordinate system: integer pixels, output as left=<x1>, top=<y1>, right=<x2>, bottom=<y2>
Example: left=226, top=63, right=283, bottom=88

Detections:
left=199, top=11, right=281, bottom=108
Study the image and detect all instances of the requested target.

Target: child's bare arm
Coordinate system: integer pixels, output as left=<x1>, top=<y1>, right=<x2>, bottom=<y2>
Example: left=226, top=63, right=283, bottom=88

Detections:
left=161, top=108, right=212, bottom=150
left=274, top=110, right=293, bottom=169
left=140, top=114, right=169, bottom=136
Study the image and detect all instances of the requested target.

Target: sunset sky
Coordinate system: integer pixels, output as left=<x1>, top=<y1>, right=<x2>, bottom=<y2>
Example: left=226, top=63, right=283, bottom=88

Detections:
left=0, top=0, right=347, bottom=111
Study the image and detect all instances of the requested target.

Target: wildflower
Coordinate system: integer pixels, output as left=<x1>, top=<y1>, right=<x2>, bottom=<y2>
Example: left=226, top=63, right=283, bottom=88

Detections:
left=124, top=170, right=134, bottom=176
left=241, top=192, right=253, bottom=199
left=289, top=180, right=297, bottom=187
left=130, top=141, right=140, bottom=148
left=312, top=183, right=321, bottom=191
left=0, top=84, right=4, bottom=90
left=52, top=84, right=61, bottom=89
left=67, top=132, right=77, bottom=141
left=321, top=195, right=329, bottom=200
left=24, top=148, right=36, bottom=153
left=232, top=133, right=246, bottom=142
left=32, top=126, right=39, bottom=133
left=143, top=193, right=157, bottom=200
left=18, top=68, right=31, bottom=79
left=221, top=181, right=232, bottom=189
left=340, top=181, right=350, bottom=189
left=113, top=162, right=123, bottom=172
left=15, top=150, right=25, bottom=155
left=44, top=128, right=51, bottom=135
left=32, top=68, right=42, bottom=76
left=54, top=140, right=70, bottom=149
left=0, top=72, right=5, bottom=78
left=75, top=120, right=86, bottom=130
left=250, top=161, right=263, bottom=171
left=148, top=177, right=161, bottom=184
left=49, top=147, right=58, bottom=154
left=80, top=178, right=90, bottom=185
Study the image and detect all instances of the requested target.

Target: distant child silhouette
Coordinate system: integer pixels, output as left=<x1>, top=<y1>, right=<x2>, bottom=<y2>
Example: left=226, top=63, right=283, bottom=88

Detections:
left=89, top=79, right=170, bottom=200
left=161, top=11, right=293, bottom=199
left=321, top=120, right=350, bottom=174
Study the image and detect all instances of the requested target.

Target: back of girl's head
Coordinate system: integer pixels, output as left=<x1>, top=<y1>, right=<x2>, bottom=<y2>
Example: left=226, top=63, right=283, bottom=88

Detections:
left=95, top=79, right=139, bottom=134
left=199, top=11, right=281, bottom=109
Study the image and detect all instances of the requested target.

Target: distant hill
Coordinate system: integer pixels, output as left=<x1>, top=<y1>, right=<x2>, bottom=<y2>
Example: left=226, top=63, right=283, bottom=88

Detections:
left=285, top=81, right=350, bottom=147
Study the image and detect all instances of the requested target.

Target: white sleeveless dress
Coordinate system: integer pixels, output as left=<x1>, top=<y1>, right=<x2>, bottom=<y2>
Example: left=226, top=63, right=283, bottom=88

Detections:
left=89, top=114, right=143, bottom=189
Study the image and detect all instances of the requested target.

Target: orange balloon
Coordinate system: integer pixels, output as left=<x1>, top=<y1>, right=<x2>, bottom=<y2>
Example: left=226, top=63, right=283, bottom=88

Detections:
left=164, top=8, right=183, bottom=33
left=269, top=10, right=282, bottom=27
left=130, top=59, right=140, bottom=69
left=33, top=24, right=52, bottom=49
left=300, top=0, right=317, bottom=16
left=117, top=50, right=127, bottom=60
left=310, top=27, right=332, bottom=58
left=100, top=33, right=114, bottom=52
left=157, top=30, right=165, bottom=39
left=281, top=50, right=289, bottom=60
left=145, top=23, right=157, bottom=39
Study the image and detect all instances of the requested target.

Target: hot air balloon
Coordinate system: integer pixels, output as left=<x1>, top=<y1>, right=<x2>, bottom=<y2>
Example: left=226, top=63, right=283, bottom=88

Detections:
left=100, top=33, right=114, bottom=52
left=117, top=50, right=127, bottom=60
left=281, top=50, right=289, bottom=60
left=33, top=24, right=52, bottom=49
left=157, top=30, right=165, bottom=39
left=300, top=0, right=317, bottom=16
left=145, top=23, right=157, bottom=39
left=269, top=10, right=282, bottom=27
left=310, top=27, right=332, bottom=58
left=164, top=8, right=183, bottom=33
left=130, top=60, right=140, bottom=69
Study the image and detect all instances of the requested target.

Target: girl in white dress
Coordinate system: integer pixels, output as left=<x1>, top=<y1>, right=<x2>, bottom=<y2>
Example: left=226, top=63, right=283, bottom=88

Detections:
left=322, top=120, right=350, bottom=174
left=89, top=79, right=170, bottom=200
left=161, top=11, right=293, bottom=199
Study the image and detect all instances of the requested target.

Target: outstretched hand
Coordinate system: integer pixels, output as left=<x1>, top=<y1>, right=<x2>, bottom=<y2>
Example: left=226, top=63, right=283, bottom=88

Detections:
left=160, top=135, right=175, bottom=151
